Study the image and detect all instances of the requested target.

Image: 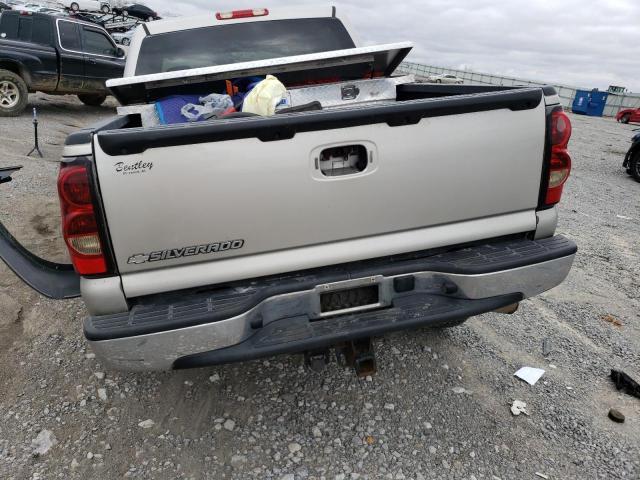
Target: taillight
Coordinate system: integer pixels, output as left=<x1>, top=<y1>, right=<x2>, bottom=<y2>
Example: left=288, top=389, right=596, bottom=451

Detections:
left=57, top=164, right=107, bottom=275
left=215, top=8, right=269, bottom=20
left=545, top=108, right=572, bottom=205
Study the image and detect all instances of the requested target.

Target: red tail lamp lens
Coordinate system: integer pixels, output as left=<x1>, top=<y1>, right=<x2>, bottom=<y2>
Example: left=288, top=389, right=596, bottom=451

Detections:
left=545, top=108, right=572, bottom=206
left=57, top=163, right=107, bottom=275
left=551, top=110, right=572, bottom=148
left=59, top=166, right=92, bottom=206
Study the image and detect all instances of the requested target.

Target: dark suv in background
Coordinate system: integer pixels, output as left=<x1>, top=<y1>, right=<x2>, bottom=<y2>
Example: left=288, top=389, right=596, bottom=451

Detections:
left=0, top=10, right=125, bottom=115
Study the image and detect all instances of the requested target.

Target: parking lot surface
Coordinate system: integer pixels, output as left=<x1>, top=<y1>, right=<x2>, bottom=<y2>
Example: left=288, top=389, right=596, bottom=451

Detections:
left=0, top=94, right=639, bottom=479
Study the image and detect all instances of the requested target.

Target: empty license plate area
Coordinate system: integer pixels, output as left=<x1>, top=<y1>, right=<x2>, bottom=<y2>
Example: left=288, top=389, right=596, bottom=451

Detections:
left=321, top=285, right=379, bottom=313
left=313, top=276, right=387, bottom=319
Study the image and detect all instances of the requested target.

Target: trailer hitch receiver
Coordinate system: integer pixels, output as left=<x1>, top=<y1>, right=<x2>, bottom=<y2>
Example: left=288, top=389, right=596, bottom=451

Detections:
left=336, top=338, right=377, bottom=377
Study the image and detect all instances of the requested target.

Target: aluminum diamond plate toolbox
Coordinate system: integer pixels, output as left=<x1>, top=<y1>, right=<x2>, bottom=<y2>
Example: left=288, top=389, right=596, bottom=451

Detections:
left=281, top=75, right=415, bottom=109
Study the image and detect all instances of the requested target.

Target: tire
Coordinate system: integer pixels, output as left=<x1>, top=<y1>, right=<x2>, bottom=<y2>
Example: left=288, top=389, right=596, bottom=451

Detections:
left=630, top=152, right=640, bottom=182
left=0, top=70, right=28, bottom=117
left=620, top=114, right=630, bottom=124
left=77, top=94, right=107, bottom=107
left=70, top=2, right=79, bottom=11
left=101, top=4, right=110, bottom=13
left=435, top=79, right=441, bottom=83
left=121, top=37, right=130, bottom=46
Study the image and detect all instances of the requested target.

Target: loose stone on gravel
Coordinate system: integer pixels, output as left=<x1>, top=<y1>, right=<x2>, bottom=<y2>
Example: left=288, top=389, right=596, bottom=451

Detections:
left=230, top=454, right=247, bottom=467
left=97, top=388, right=107, bottom=401
left=138, top=419, right=155, bottom=429
left=288, top=442, right=302, bottom=453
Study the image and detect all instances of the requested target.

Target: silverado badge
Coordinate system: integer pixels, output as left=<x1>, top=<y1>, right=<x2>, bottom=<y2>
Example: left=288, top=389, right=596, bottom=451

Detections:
left=127, top=239, right=244, bottom=265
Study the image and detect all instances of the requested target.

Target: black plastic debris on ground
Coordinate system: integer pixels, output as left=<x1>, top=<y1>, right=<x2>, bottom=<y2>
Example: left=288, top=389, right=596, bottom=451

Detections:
left=610, top=369, right=640, bottom=399
left=608, top=408, right=625, bottom=423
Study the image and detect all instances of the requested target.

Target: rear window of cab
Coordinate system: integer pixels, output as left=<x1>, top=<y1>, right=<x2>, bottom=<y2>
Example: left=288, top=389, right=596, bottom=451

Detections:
left=135, top=17, right=355, bottom=75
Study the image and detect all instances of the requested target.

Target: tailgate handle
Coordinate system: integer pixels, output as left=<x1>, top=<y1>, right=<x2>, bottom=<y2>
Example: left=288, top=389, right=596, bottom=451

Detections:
left=316, top=145, right=369, bottom=177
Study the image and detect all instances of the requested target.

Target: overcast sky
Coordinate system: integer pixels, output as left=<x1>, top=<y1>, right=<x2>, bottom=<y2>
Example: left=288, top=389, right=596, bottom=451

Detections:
left=150, top=0, right=640, bottom=92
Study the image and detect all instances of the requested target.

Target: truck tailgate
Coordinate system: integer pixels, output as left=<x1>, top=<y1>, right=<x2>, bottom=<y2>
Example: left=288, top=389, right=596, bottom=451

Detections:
left=93, top=89, right=546, bottom=297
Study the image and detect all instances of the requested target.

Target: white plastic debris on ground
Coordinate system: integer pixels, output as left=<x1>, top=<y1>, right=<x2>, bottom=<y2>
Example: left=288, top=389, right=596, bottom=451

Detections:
left=510, top=400, right=530, bottom=416
left=514, top=367, right=545, bottom=386
left=31, top=429, right=57, bottom=456
left=452, top=387, right=473, bottom=395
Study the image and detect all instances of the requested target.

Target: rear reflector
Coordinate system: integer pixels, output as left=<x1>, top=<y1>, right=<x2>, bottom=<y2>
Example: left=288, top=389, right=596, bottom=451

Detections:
left=545, top=108, right=572, bottom=206
left=58, top=164, right=107, bottom=275
left=215, top=8, right=268, bottom=20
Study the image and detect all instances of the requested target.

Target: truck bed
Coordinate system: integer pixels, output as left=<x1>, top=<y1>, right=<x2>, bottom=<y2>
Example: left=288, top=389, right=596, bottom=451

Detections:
left=82, top=83, right=551, bottom=298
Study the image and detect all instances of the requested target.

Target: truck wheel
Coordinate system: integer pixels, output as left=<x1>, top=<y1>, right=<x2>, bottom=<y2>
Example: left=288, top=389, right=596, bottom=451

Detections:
left=70, top=2, right=80, bottom=11
left=101, top=4, right=110, bottom=13
left=630, top=152, right=640, bottom=182
left=0, top=70, right=28, bottom=117
left=620, top=114, right=630, bottom=124
left=77, top=94, right=107, bottom=107
left=122, top=37, right=130, bottom=46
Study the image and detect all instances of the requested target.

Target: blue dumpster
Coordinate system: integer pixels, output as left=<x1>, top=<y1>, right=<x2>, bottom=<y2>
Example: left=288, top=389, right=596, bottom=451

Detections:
left=572, top=90, right=590, bottom=114
left=572, top=89, right=609, bottom=117
left=586, top=90, right=608, bottom=117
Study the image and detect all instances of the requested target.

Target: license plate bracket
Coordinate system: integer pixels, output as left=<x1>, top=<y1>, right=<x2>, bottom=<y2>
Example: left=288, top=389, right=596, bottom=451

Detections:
left=311, top=276, right=388, bottom=319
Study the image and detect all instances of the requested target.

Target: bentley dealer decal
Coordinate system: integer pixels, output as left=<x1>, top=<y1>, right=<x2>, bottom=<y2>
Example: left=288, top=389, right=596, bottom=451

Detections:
left=127, top=240, right=245, bottom=265
left=114, top=160, right=154, bottom=175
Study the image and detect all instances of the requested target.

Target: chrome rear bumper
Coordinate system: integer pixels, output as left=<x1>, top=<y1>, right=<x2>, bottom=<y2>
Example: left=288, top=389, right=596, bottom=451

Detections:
left=87, top=240, right=575, bottom=371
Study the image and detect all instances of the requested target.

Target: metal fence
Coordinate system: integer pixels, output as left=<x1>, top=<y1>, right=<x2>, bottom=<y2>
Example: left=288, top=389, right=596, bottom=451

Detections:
left=397, top=61, right=640, bottom=117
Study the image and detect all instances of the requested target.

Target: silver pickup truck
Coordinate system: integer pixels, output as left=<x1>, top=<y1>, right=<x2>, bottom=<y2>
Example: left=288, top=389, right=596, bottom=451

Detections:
left=0, top=6, right=576, bottom=373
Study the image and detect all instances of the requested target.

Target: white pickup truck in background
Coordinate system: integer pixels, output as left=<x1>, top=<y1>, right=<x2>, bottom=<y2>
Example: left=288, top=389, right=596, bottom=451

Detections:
left=0, top=5, right=576, bottom=374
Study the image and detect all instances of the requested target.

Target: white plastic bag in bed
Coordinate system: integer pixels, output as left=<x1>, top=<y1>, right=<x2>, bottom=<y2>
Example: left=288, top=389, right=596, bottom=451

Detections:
left=181, top=94, right=233, bottom=122
left=241, top=75, right=287, bottom=116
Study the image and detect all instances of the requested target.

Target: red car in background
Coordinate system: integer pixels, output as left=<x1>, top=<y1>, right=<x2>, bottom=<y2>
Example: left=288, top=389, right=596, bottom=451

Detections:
left=616, top=108, right=640, bottom=124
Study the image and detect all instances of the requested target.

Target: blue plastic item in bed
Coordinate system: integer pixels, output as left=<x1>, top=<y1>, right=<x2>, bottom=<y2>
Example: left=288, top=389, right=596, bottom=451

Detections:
left=155, top=95, right=202, bottom=125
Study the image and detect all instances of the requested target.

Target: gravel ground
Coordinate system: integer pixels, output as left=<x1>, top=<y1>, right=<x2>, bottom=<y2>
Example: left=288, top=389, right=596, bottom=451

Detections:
left=0, top=94, right=639, bottom=480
